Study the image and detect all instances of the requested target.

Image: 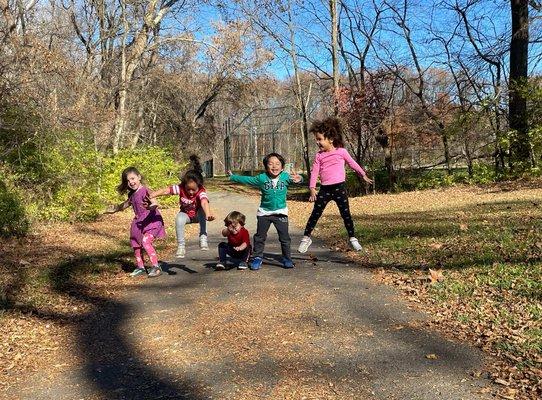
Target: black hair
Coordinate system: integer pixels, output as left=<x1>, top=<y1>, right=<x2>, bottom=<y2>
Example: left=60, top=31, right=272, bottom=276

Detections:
left=116, top=166, right=143, bottom=195
left=310, top=117, right=344, bottom=148
left=181, top=154, right=204, bottom=187
left=224, top=211, right=246, bottom=226
left=262, top=152, right=286, bottom=169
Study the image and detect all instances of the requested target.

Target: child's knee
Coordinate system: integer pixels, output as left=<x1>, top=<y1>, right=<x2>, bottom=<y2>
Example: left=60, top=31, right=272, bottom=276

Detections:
left=176, top=212, right=189, bottom=224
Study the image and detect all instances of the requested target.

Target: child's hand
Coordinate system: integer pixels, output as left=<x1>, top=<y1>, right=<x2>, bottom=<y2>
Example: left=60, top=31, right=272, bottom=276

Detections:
left=207, top=214, right=215, bottom=221
left=290, top=171, right=302, bottom=183
left=233, top=246, right=242, bottom=251
left=104, top=205, right=117, bottom=214
left=227, top=170, right=233, bottom=176
left=309, top=188, right=317, bottom=202
left=362, top=175, right=374, bottom=185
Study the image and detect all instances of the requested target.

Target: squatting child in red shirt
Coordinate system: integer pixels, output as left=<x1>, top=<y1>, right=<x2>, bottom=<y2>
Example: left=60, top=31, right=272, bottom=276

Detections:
left=215, top=211, right=251, bottom=271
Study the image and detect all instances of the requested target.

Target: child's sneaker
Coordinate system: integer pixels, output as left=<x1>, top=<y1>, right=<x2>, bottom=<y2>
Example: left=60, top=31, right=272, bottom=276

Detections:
left=298, top=236, right=312, bottom=253
left=250, top=257, right=263, bottom=270
left=237, top=262, right=248, bottom=270
left=130, top=267, right=146, bottom=277
left=215, top=262, right=225, bottom=270
left=349, top=237, right=363, bottom=251
left=175, top=244, right=186, bottom=258
left=199, top=234, right=209, bottom=250
left=282, top=258, right=294, bottom=269
left=147, top=265, right=162, bottom=277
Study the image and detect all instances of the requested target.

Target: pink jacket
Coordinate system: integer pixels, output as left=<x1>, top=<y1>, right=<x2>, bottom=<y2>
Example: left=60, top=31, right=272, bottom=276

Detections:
left=309, top=148, right=366, bottom=188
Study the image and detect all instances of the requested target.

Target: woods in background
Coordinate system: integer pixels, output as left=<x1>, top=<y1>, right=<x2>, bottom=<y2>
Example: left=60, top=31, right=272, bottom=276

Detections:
left=1, top=0, right=542, bottom=233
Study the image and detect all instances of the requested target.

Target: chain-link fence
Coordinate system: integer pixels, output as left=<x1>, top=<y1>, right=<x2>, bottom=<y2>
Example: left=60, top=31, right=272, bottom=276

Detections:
left=223, top=106, right=306, bottom=173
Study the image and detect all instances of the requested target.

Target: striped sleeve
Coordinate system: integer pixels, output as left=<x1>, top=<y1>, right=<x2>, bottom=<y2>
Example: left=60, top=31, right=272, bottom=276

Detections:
left=198, top=189, right=209, bottom=202
left=169, top=184, right=180, bottom=195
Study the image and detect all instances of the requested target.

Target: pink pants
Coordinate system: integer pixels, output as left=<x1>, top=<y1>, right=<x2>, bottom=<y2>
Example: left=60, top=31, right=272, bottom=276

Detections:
left=134, top=233, right=159, bottom=268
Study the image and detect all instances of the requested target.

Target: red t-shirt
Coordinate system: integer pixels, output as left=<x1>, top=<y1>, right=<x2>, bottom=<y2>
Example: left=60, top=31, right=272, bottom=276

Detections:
left=168, top=184, right=208, bottom=219
left=228, top=227, right=251, bottom=248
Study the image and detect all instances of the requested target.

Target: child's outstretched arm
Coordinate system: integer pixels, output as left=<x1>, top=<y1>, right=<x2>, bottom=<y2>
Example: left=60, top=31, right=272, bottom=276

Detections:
left=342, top=149, right=374, bottom=184
left=148, top=187, right=171, bottom=198
left=228, top=171, right=263, bottom=187
left=200, top=199, right=215, bottom=221
left=104, top=199, right=130, bottom=214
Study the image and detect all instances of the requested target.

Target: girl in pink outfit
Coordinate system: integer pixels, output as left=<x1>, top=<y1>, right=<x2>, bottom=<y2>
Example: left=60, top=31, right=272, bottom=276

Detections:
left=298, top=117, right=373, bottom=254
left=105, top=167, right=166, bottom=278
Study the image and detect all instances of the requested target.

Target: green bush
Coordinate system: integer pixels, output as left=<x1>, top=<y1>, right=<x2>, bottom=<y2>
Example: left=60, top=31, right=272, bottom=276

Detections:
left=41, top=142, right=181, bottom=220
left=99, top=147, right=180, bottom=209
left=1, top=127, right=182, bottom=228
left=466, top=163, right=499, bottom=185
left=0, top=167, right=29, bottom=237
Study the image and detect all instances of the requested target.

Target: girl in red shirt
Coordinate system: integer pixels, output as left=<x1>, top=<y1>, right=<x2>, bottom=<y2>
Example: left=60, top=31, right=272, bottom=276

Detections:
left=150, top=155, right=215, bottom=258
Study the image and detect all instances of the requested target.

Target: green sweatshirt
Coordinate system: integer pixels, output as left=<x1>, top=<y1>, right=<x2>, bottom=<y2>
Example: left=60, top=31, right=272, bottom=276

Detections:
left=230, top=171, right=301, bottom=215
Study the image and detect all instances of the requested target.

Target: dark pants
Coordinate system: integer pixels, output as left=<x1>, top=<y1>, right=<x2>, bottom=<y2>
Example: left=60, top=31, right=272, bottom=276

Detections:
left=304, top=182, right=355, bottom=237
left=218, top=242, right=251, bottom=265
left=253, top=214, right=291, bottom=260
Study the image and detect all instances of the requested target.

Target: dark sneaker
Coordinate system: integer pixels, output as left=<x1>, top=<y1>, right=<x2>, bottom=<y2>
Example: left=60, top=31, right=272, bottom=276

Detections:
left=282, top=258, right=294, bottom=269
left=237, top=262, right=248, bottom=270
left=215, top=263, right=225, bottom=270
left=130, top=267, right=147, bottom=277
left=250, top=257, right=263, bottom=270
left=147, top=265, right=162, bottom=278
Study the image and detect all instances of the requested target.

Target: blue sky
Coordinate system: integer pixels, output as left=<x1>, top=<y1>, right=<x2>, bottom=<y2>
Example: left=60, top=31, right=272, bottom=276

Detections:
left=160, top=0, right=542, bottom=80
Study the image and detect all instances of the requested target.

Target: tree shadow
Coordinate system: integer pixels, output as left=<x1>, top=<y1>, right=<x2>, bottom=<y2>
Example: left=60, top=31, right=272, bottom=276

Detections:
left=5, top=252, right=209, bottom=399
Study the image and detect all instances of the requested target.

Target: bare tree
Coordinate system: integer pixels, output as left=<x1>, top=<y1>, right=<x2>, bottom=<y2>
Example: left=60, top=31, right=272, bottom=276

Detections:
left=509, top=0, right=530, bottom=166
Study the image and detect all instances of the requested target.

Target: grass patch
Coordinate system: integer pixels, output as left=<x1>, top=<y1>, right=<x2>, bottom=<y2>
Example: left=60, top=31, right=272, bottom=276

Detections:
left=288, top=183, right=542, bottom=397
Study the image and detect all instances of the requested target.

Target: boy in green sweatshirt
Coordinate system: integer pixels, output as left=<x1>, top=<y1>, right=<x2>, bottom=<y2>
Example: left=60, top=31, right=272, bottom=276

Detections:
left=229, top=153, right=303, bottom=270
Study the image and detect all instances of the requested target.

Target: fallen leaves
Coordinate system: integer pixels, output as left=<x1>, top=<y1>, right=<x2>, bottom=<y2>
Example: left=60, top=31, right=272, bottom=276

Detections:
left=428, top=268, right=445, bottom=284
left=287, top=182, right=542, bottom=400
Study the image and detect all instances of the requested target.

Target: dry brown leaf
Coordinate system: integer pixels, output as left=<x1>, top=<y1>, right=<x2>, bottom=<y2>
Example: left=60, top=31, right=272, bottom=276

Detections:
left=425, top=353, right=438, bottom=360
left=429, top=268, right=444, bottom=284
left=494, top=378, right=510, bottom=386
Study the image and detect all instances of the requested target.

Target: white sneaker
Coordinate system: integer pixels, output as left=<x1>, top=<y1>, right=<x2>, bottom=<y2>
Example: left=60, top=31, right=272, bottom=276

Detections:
left=298, top=236, right=312, bottom=253
left=199, top=234, right=209, bottom=250
left=349, top=237, right=363, bottom=251
left=175, top=244, right=186, bottom=258
left=215, top=263, right=225, bottom=270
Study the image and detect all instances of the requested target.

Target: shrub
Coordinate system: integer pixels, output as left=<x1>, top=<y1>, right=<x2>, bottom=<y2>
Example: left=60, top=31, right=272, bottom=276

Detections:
left=0, top=166, right=29, bottom=237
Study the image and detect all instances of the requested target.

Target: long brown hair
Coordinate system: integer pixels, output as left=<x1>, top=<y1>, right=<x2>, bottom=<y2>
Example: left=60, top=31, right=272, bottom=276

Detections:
left=116, top=166, right=143, bottom=195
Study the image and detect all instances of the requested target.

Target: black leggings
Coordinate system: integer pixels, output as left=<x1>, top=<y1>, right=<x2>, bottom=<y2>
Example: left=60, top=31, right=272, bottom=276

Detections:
left=303, top=182, right=355, bottom=237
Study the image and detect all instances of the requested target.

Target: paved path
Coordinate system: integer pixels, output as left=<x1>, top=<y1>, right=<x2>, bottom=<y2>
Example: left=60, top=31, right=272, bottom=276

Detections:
left=8, top=191, right=490, bottom=400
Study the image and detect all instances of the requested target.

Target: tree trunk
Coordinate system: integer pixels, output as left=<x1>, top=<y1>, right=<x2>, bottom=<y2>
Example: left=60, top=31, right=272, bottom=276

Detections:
left=330, top=0, right=339, bottom=115
left=509, top=0, right=530, bottom=167
left=287, top=0, right=311, bottom=177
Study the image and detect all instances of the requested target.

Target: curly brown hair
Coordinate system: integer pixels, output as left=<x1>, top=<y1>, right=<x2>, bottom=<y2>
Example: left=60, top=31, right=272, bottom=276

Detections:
left=309, top=117, right=344, bottom=148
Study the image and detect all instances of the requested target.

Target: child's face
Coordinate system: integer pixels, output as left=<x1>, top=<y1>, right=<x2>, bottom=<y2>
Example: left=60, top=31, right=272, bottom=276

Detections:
left=227, top=221, right=241, bottom=235
left=266, top=156, right=283, bottom=178
left=126, top=172, right=142, bottom=190
left=315, top=132, right=334, bottom=151
left=184, top=180, right=199, bottom=197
